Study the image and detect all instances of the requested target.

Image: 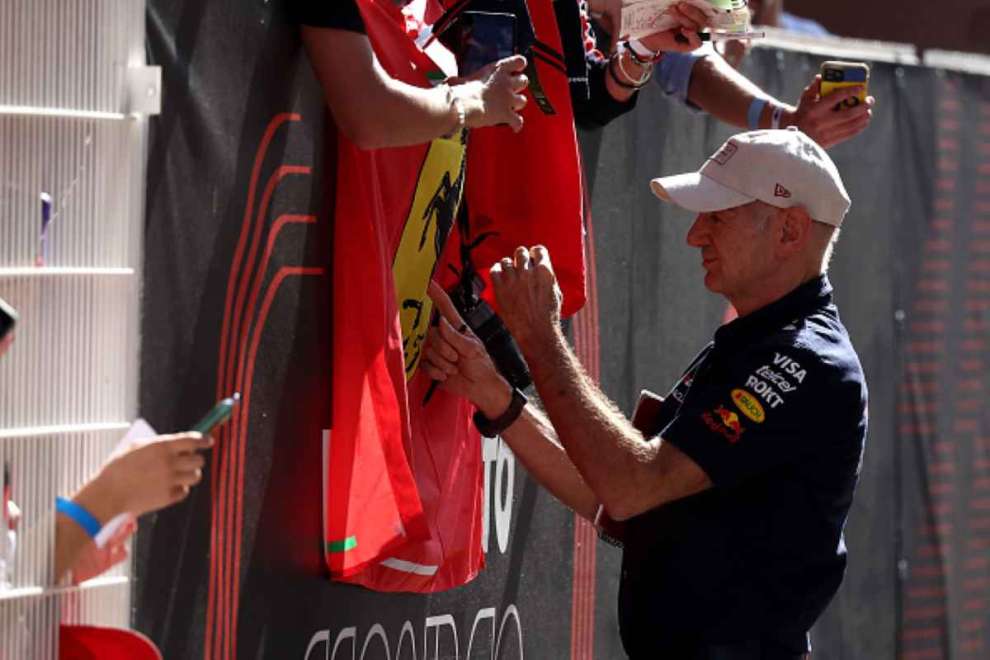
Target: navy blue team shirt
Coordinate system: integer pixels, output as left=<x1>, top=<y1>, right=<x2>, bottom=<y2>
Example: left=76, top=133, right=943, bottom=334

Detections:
left=618, top=275, right=868, bottom=658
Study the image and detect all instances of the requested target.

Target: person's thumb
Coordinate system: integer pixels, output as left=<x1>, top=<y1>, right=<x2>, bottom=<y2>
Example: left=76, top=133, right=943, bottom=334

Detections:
left=802, top=75, right=822, bottom=104
left=496, top=54, right=528, bottom=74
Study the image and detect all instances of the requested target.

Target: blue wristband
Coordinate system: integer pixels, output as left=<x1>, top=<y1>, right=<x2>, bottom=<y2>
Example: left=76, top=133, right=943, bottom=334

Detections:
left=55, top=497, right=102, bottom=539
left=747, top=97, right=767, bottom=130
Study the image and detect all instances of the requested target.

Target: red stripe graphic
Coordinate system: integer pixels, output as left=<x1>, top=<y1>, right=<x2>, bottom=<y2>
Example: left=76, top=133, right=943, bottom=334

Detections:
left=228, top=265, right=324, bottom=660
left=207, top=113, right=299, bottom=659
left=226, top=216, right=318, bottom=658
left=571, top=207, right=600, bottom=660
left=220, top=173, right=310, bottom=660
left=205, top=113, right=325, bottom=660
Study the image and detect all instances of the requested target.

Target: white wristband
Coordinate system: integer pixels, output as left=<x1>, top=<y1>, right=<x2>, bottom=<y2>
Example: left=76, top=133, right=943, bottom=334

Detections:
left=616, top=43, right=654, bottom=87
left=628, top=39, right=661, bottom=62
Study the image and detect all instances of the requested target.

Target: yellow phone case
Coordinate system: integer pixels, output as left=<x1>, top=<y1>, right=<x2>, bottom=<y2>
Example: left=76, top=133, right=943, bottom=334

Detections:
left=820, top=60, right=870, bottom=110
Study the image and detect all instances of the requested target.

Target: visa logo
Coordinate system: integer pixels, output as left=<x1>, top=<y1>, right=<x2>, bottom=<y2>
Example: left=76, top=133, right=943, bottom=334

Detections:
left=773, top=353, right=807, bottom=383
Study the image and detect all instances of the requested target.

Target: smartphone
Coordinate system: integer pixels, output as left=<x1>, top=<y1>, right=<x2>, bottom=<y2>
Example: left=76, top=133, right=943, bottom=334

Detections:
left=456, top=11, right=517, bottom=77
left=191, top=393, right=240, bottom=435
left=0, top=298, right=18, bottom=342
left=820, top=61, right=870, bottom=110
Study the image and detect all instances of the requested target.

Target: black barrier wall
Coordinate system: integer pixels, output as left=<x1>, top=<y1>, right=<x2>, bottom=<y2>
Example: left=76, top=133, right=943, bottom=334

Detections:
left=136, top=3, right=568, bottom=659
left=136, top=2, right=989, bottom=658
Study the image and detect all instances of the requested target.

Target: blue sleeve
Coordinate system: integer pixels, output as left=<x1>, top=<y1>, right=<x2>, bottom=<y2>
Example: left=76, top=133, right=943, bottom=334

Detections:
left=654, top=44, right=715, bottom=109
left=779, top=13, right=831, bottom=37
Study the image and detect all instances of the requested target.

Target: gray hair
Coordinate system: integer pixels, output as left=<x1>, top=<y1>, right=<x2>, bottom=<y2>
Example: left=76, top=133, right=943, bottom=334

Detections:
left=751, top=202, right=840, bottom=271
left=813, top=221, right=841, bottom=272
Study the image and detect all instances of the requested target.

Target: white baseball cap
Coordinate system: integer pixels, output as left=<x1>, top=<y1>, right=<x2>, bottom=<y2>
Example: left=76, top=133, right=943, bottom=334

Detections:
left=650, top=128, right=851, bottom=227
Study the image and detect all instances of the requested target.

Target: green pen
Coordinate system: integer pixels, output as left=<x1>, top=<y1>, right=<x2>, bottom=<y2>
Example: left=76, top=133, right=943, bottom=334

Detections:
left=191, top=393, right=241, bottom=435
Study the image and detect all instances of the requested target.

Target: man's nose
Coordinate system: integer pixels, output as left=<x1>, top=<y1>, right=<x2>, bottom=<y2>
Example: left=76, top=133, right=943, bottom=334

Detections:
left=686, top=214, right=708, bottom=247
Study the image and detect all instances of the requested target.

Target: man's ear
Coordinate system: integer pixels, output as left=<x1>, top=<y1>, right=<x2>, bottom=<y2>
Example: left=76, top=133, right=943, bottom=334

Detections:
left=779, top=206, right=812, bottom=256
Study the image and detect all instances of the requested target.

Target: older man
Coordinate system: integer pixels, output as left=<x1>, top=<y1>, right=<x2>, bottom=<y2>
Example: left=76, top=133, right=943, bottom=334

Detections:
left=422, top=128, right=867, bottom=658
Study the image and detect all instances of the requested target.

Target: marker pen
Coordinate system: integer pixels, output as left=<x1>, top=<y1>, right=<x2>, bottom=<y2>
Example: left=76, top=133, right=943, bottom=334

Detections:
left=191, top=393, right=241, bottom=435
left=37, top=192, right=53, bottom=267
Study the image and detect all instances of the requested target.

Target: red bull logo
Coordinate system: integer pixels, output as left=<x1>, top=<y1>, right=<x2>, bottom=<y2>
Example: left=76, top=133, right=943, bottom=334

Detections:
left=715, top=405, right=742, bottom=433
left=701, top=405, right=746, bottom=444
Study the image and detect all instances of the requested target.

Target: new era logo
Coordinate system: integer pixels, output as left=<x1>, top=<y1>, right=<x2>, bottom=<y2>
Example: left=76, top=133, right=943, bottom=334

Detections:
left=774, top=183, right=792, bottom=198
left=711, top=142, right=738, bottom=166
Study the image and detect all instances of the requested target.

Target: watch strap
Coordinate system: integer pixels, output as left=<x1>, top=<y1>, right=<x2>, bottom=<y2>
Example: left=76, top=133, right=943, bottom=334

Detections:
left=473, top=387, right=528, bottom=437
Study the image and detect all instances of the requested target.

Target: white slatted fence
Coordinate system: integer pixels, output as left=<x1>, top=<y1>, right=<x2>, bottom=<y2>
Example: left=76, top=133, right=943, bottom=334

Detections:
left=0, top=1, right=156, bottom=656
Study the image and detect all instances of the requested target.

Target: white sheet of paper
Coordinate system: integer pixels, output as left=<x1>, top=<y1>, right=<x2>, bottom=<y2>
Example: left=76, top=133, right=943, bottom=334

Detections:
left=620, top=0, right=750, bottom=41
left=107, top=417, right=158, bottom=461
left=94, top=513, right=134, bottom=549
left=620, top=0, right=682, bottom=41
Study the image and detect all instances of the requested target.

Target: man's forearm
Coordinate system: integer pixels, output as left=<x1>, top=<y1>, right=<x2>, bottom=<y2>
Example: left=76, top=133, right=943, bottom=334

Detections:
left=55, top=515, right=89, bottom=582
left=518, top=327, right=659, bottom=520
left=687, top=54, right=794, bottom=128
left=476, top=382, right=599, bottom=520
left=604, top=52, right=648, bottom=104
left=302, top=27, right=461, bottom=149
left=504, top=405, right=600, bottom=521
left=54, top=479, right=120, bottom=581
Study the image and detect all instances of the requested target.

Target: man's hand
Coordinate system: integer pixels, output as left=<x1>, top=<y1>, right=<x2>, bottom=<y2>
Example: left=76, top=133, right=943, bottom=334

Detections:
left=454, top=55, right=529, bottom=133
left=784, top=75, right=875, bottom=149
left=489, top=246, right=563, bottom=352
left=720, top=38, right=752, bottom=69
left=589, top=0, right=622, bottom=37
left=422, top=282, right=513, bottom=418
left=638, top=2, right=712, bottom=54
left=593, top=1, right=711, bottom=53
left=74, top=433, right=213, bottom=523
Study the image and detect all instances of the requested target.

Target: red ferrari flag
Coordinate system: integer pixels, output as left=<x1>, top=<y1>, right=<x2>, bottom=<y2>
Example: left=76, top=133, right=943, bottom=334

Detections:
left=326, top=0, right=484, bottom=589
left=436, top=0, right=587, bottom=318
left=327, top=0, right=587, bottom=591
